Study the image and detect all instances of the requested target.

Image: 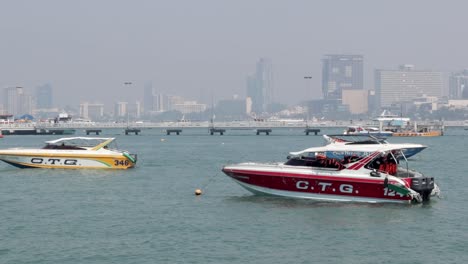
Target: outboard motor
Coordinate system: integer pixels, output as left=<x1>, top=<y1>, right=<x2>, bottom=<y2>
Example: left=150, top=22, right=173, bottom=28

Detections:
left=411, top=177, right=435, bottom=201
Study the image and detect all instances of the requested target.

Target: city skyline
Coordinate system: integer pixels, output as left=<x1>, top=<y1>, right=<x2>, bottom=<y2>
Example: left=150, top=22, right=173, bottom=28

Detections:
left=1, top=58, right=467, bottom=118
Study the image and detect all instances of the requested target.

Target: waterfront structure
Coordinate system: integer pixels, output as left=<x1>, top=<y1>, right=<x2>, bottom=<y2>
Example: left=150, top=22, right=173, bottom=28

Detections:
left=216, top=97, right=246, bottom=118
left=143, top=82, right=154, bottom=113
left=114, top=102, right=128, bottom=117
left=3, top=87, right=33, bottom=116
left=246, top=58, right=273, bottom=114
left=375, top=65, right=443, bottom=109
left=341, top=89, right=368, bottom=114
left=322, top=54, right=364, bottom=100
left=412, top=96, right=439, bottom=111
left=447, top=99, right=468, bottom=109
left=171, top=101, right=207, bottom=114
left=36, top=83, right=53, bottom=109
left=153, top=93, right=170, bottom=112
left=132, top=101, right=142, bottom=118
left=79, top=102, right=104, bottom=120
left=246, top=97, right=252, bottom=115
left=449, top=70, right=468, bottom=99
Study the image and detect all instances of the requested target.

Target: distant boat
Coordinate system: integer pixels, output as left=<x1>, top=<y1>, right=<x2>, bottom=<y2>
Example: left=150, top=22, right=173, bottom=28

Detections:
left=343, top=125, right=393, bottom=138
left=323, top=134, right=427, bottom=159
left=374, top=110, right=443, bottom=137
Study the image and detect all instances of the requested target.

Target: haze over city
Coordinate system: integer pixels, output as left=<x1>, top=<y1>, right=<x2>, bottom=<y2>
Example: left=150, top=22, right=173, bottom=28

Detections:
left=2, top=0, right=468, bottom=108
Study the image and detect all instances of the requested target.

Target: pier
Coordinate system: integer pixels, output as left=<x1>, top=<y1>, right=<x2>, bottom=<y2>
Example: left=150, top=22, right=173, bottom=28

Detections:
left=166, top=129, right=182, bottom=135
left=256, top=129, right=272, bottom=135
left=85, top=129, right=102, bottom=135
left=209, top=128, right=226, bottom=135
left=304, top=128, right=321, bottom=135
left=125, top=128, right=141, bottom=135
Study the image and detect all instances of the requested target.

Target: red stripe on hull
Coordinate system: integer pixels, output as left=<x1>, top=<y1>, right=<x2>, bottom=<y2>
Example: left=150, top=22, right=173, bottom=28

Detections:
left=223, top=169, right=410, bottom=202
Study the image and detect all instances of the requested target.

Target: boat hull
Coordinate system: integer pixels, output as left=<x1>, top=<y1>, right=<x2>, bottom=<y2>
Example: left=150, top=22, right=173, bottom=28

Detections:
left=222, top=165, right=412, bottom=204
left=0, top=153, right=135, bottom=169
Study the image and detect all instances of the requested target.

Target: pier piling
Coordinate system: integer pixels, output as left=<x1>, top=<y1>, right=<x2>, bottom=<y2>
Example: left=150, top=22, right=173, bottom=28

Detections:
left=166, top=129, right=182, bottom=135
left=256, top=129, right=272, bottom=135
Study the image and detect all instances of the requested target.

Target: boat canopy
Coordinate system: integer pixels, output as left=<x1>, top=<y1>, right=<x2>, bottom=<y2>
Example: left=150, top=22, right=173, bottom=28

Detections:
left=289, top=144, right=406, bottom=160
left=291, top=143, right=396, bottom=154
left=324, top=134, right=387, bottom=144
left=44, top=137, right=115, bottom=150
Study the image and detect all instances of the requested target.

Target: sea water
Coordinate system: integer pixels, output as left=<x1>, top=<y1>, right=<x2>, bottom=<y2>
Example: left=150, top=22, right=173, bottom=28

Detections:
left=0, top=127, right=467, bottom=264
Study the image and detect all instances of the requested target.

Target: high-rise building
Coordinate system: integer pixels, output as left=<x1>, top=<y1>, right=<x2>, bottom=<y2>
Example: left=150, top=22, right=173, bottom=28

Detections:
left=152, top=93, right=170, bottom=112
left=375, top=65, right=443, bottom=109
left=341, top=89, right=368, bottom=114
left=79, top=102, right=104, bottom=120
left=322, top=54, right=364, bottom=100
left=171, top=101, right=207, bottom=114
left=3, top=86, right=33, bottom=116
left=114, top=102, right=128, bottom=117
left=36, top=83, right=53, bottom=109
left=143, top=81, right=154, bottom=113
left=449, top=69, right=468, bottom=99
left=246, top=58, right=273, bottom=114
left=130, top=101, right=142, bottom=118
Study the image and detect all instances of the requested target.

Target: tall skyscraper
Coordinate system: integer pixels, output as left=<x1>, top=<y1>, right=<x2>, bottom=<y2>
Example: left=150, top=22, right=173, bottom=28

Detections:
left=449, top=69, right=468, bottom=99
left=322, top=54, right=364, bottom=100
left=143, top=81, right=154, bottom=113
left=375, top=65, right=443, bottom=109
left=36, top=83, right=53, bottom=109
left=246, top=58, right=273, bottom=114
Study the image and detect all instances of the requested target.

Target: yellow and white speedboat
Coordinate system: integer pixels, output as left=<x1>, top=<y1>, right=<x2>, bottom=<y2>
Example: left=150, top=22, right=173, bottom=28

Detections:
left=0, top=137, right=137, bottom=169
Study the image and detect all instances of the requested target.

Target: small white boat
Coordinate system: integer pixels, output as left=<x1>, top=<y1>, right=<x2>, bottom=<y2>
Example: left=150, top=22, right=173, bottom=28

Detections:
left=343, top=125, right=393, bottom=138
left=0, top=137, right=137, bottom=169
left=323, top=134, right=426, bottom=158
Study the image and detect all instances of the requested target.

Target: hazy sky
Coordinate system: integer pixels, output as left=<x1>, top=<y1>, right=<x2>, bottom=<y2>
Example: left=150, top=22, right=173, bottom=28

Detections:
left=1, top=0, right=468, bottom=108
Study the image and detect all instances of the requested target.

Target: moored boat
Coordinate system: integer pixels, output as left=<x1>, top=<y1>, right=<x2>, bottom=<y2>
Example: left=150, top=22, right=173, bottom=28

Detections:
left=222, top=145, right=439, bottom=204
left=392, top=130, right=442, bottom=137
left=343, top=126, right=393, bottom=138
left=323, top=134, right=426, bottom=158
left=375, top=110, right=443, bottom=137
left=0, top=137, right=137, bottom=169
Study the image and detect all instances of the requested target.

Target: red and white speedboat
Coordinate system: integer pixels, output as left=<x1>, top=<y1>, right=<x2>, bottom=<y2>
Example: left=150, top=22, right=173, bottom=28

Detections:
left=222, top=145, right=440, bottom=204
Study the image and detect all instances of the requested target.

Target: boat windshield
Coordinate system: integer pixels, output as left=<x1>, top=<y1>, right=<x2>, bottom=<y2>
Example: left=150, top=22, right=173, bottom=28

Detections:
left=42, top=144, right=86, bottom=150
left=43, top=137, right=115, bottom=150
left=285, top=151, right=364, bottom=170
